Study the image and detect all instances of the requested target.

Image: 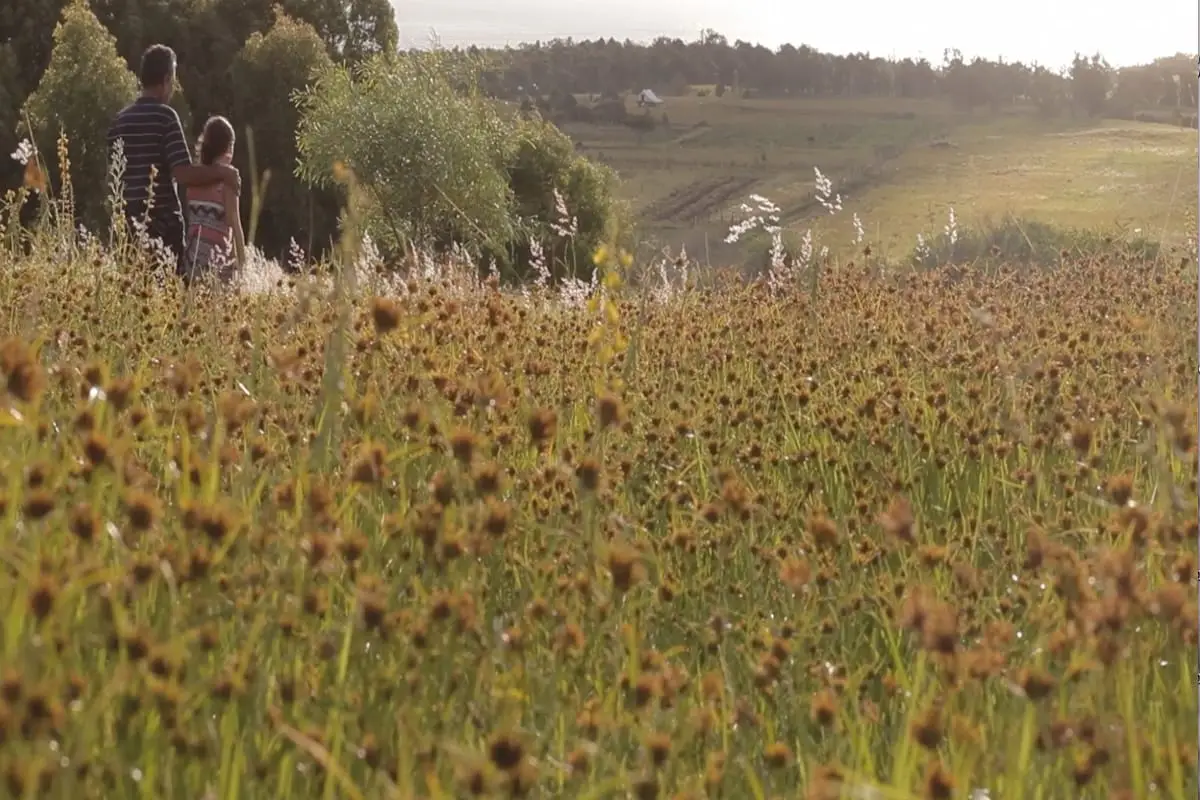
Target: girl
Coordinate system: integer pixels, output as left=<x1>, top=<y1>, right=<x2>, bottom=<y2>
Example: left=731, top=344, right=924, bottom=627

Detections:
left=183, top=116, right=246, bottom=285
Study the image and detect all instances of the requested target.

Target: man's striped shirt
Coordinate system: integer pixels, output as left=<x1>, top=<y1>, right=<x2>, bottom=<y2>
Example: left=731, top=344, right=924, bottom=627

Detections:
left=106, top=97, right=192, bottom=238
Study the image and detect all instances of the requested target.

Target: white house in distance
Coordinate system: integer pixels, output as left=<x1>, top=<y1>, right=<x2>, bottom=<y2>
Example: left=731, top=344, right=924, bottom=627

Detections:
left=637, top=89, right=665, bottom=107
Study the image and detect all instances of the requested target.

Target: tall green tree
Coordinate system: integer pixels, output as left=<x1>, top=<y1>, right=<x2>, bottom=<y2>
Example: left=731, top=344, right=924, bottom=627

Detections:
left=211, top=0, right=396, bottom=64
left=0, top=44, right=23, bottom=190
left=20, top=0, right=138, bottom=231
left=285, top=0, right=398, bottom=62
left=232, top=10, right=337, bottom=256
left=1070, top=53, right=1113, bottom=117
left=0, top=0, right=70, bottom=101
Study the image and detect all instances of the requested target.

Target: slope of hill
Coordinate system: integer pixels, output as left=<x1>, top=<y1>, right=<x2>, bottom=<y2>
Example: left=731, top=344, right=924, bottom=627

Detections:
left=553, top=92, right=1197, bottom=264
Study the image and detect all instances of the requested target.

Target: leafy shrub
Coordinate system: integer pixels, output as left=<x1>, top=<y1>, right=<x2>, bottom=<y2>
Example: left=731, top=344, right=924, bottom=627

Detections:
left=500, top=114, right=623, bottom=283
left=18, top=0, right=136, bottom=230
left=296, top=52, right=515, bottom=260
left=297, top=51, right=624, bottom=284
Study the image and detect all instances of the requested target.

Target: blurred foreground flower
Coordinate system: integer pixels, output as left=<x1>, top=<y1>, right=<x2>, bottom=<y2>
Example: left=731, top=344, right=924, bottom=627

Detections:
left=23, top=160, right=46, bottom=194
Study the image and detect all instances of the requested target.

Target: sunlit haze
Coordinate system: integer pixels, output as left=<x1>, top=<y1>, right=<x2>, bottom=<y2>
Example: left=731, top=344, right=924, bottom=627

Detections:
left=396, top=0, right=1197, bottom=69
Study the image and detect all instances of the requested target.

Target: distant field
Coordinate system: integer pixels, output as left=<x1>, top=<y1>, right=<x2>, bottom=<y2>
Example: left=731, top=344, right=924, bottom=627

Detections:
left=558, top=92, right=1197, bottom=264
left=806, top=119, right=1197, bottom=258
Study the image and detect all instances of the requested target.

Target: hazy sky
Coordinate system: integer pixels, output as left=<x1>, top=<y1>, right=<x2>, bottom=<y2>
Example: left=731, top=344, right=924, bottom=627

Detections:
left=396, top=0, right=1197, bottom=69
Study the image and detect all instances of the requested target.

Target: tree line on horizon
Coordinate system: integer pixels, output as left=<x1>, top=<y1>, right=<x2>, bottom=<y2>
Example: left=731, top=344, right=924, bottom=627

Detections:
left=2, top=1, right=1195, bottom=266
left=468, top=31, right=1196, bottom=120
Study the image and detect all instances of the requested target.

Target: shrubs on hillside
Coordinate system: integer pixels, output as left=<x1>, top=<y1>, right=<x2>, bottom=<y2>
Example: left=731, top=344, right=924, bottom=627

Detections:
left=296, top=52, right=622, bottom=283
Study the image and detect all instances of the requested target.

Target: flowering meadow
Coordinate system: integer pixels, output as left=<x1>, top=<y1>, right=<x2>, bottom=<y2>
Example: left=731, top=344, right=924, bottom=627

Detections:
left=0, top=136, right=1195, bottom=800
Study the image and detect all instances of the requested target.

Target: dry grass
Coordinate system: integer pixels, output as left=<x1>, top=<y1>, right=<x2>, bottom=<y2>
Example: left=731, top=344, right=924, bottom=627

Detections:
left=0, top=215, right=1194, bottom=800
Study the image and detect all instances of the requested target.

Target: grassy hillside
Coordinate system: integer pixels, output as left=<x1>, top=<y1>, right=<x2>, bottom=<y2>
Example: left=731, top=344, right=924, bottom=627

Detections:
left=557, top=93, right=1197, bottom=263
left=809, top=120, right=1197, bottom=257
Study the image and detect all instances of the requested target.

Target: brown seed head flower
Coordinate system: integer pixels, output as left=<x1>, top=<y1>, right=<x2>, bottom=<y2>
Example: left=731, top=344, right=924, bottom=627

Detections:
left=125, top=490, right=160, bottom=532
left=527, top=408, right=557, bottom=446
left=923, top=760, right=954, bottom=799
left=23, top=490, right=54, bottom=520
left=471, top=461, right=501, bottom=496
left=369, top=297, right=402, bottom=334
left=1068, top=421, right=1092, bottom=455
left=596, top=392, right=625, bottom=429
left=28, top=577, right=58, bottom=621
left=779, top=556, right=811, bottom=591
left=350, top=442, right=387, bottom=485
left=1104, top=474, right=1134, bottom=506
left=69, top=503, right=98, bottom=543
left=0, top=338, right=46, bottom=404
left=764, top=742, right=792, bottom=769
left=643, top=731, right=671, bottom=767
left=880, top=496, right=916, bottom=544
left=808, top=513, right=839, bottom=549
left=481, top=498, right=511, bottom=537
left=1018, top=667, right=1056, bottom=701
left=488, top=732, right=524, bottom=772
left=449, top=428, right=479, bottom=465
left=632, top=773, right=659, bottom=800
left=910, top=707, right=943, bottom=750
left=809, top=689, right=838, bottom=727
left=575, top=457, right=602, bottom=491
left=920, top=605, right=958, bottom=655
left=607, top=544, right=641, bottom=593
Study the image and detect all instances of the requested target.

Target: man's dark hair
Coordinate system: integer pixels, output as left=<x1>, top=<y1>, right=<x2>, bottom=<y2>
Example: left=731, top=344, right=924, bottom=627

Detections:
left=140, top=44, right=176, bottom=89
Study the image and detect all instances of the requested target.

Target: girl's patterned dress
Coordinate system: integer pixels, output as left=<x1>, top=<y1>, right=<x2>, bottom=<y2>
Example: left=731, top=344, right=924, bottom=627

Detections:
left=183, top=154, right=235, bottom=284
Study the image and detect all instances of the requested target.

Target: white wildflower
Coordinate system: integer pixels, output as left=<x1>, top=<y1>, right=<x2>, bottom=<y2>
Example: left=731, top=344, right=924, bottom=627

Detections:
left=944, top=206, right=959, bottom=246
left=549, top=189, right=578, bottom=239
left=10, top=139, right=33, bottom=166
left=814, top=166, right=842, bottom=214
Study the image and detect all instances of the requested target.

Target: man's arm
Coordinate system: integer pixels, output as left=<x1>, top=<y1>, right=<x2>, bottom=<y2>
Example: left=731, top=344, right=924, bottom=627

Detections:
left=162, top=108, right=240, bottom=192
left=174, top=161, right=238, bottom=190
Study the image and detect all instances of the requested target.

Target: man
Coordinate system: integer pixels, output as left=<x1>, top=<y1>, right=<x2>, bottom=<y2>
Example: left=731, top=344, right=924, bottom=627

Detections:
left=107, top=44, right=240, bottom=273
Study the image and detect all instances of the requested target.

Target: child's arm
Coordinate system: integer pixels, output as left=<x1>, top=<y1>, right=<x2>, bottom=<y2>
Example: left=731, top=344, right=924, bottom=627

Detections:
left=227, top=192, right=248, bottom=272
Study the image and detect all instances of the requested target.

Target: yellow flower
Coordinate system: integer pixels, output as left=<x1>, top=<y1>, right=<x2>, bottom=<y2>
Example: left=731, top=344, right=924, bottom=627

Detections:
left=604, top=301, right=619, bottom=325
